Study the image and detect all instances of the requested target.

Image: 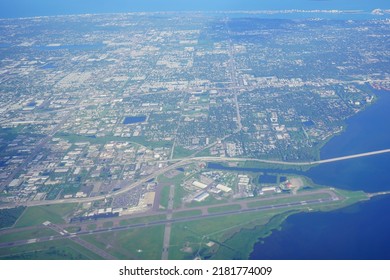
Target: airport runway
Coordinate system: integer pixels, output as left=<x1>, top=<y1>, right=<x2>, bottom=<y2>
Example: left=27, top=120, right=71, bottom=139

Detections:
left=0, top=195, right=339, bottom=251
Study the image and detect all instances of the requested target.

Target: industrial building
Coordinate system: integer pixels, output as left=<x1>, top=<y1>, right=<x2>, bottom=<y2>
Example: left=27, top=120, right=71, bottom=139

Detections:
left=192, top=180, right=208, bottom=189
left=193, top=192, right=209, bottom=202
left=216, top=183, right=232, bottom=193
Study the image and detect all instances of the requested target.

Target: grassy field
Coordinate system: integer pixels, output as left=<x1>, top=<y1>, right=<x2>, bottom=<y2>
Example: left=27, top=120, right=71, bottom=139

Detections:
left=230, top=160, right=312, bottom=172
left=173, top=146, right=194, bottom=159
left=168, top=208, right=312, bottom=260
left=174, top=183, right=188, bottom=209
left=334, top=189, right=368, bottom=202
left=159, top=185, right=170, bottom=209
left=15, top=203, right=78, bottom=228
left=172, top=209, right=202, bottom=219
left=0, top=239, right=104, bottom=260
left=86, top=224, right=97, bottom=231
left=211, top=211, right=298, bottom=260
left=0, top=228, right=58, bottom=243
left=194, top=148, right=211, bottom=157
left=64, top=226, right=81, bottom=233
left=81, top=225, right=165, bottom=259
left=118, top=214, right=167, bottom=226
left=207, top=204, right=241, bottom=214
left=57, top=133, right=172, bottom=150
left=102, top=221, right=113, bottom=228
left=168, top=211, right=275, bottom=260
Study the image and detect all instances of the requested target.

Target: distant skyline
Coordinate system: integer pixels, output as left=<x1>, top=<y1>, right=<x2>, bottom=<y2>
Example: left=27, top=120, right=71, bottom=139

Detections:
left=0, top=0, right=389, bottom=18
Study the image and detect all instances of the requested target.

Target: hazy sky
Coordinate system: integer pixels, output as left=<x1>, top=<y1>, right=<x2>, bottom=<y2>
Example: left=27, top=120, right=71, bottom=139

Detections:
left=0, top=0, right=389, bottom=18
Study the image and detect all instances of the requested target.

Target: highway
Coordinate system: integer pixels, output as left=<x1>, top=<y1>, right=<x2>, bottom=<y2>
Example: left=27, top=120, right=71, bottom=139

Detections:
left=196, top=149, right=390, bottom=166
left=1, top=148, right=389, bottom=209
left=0, top=194, right=339, bottom=251
left=227, top=33, right=243, bottom=132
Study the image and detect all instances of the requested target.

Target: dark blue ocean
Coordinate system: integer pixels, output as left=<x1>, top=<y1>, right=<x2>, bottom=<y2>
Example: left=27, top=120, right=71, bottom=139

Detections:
left=249, top=90, right=390, bottom=259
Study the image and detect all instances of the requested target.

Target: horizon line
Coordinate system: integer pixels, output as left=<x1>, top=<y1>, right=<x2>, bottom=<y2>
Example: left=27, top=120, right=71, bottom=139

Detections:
left=0, top=8, right=388, bottom=21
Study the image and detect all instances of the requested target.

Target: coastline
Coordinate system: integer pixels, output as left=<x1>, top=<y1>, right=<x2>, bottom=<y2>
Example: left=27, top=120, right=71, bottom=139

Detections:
left=205, top=185, right=370, bottom=260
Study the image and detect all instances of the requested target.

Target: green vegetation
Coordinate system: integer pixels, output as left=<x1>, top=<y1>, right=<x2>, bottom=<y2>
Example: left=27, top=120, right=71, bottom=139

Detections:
left=118, top=214, right=167, bottom=226
left=168, top=209, right=303, bottom=260
left=334, top=189, right=368, bottom=202
left=173, top=146, right=194, bottom=159
left=159, top=185, right=170, bottom=209
left=64, top=226, right=81, bottom=233
left=0, top=206, right=26, bottom=229
left=56, top=132, right=172, bottom=150
left=0, top=239, right=104, bottom=260
left=211, top=211, right=298, bottom=259
left=233, top=160, right=313, bottom=172
left=207, top=204, right=241, bottom=214
left=157, top=172, right=187, bottom=208
left=169, top=211, right=274, bottom=260
left=130, top=136, right=172, bottom=149
left=81, top=225, right=165, bottom=260
left=173, top=183, right=189, bottom=209
left=45, top=185, right=63, bottom=200
left=15, top=203, right=77, bottom=227
left=172, top=209, right=202, bottom=219
left=46, top=183, right=82, bottom=199
left=103, top=221, right=113, bottom=228
left=0, top=228, right=58, bottom=243
left=86, top=224, right=97, bottom=231
left=158, top=172, right=185, bottom=184
left=194, top=148, right=211, bottom=157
